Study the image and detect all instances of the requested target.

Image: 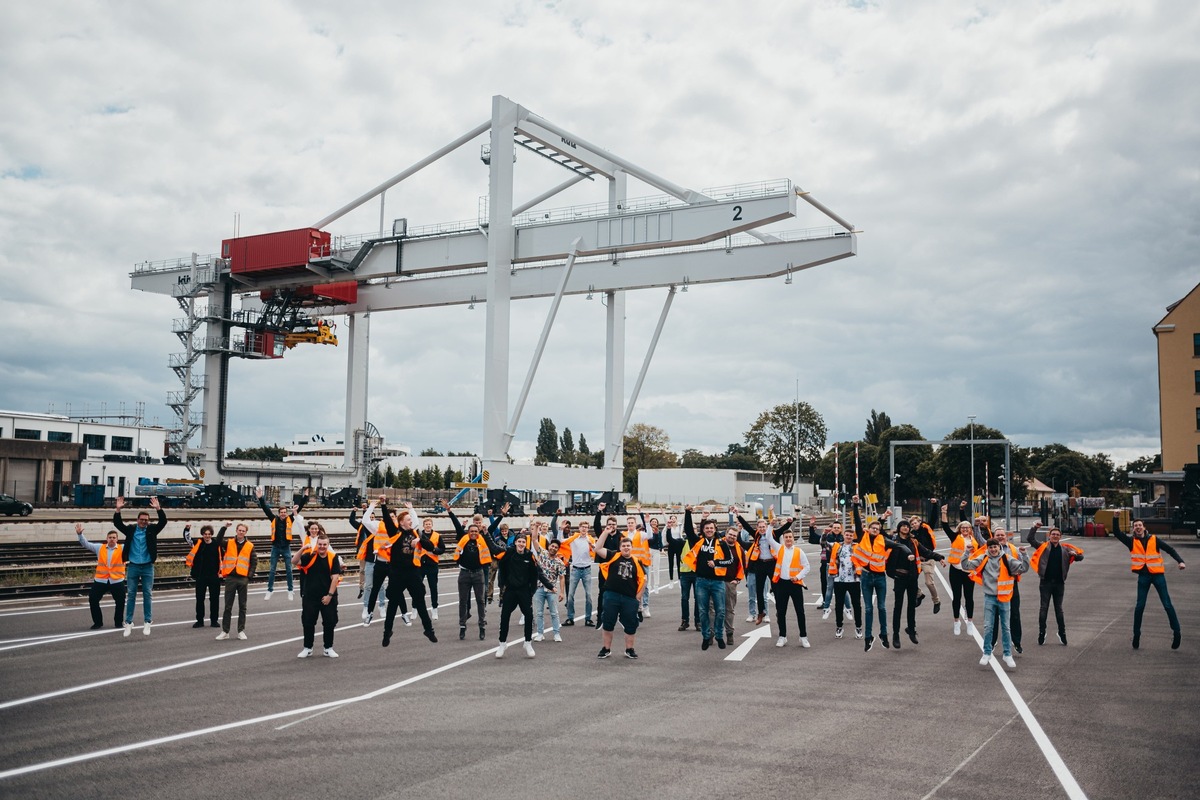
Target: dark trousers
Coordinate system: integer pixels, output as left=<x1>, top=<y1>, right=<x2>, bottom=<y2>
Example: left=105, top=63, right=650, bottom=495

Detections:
left=773, top=581, right=807, bottom=638
left=367, top=563, right=390, bottom=613
left=458, top=568, right=486, bottom=628
left=301, top=596, right=338, bottom=649
left=751, top=560, right=775, bottom=614
left=819, top=564, right=829, bottom=600
left=421, top=562, right=440, bottom=608
left=1039, top=581, right=1067, bottom=636
left=892, top=574, right=919, bottom=634
left=950, top=567, right=976, bottom=619
left=666, top=540, right=684, bottom=580
left=499, top=587, right=534, bottom=642
left=1134, top=571, right=1181, bottom=635
left=384, top=570, right=432, bottom=635
left=833, top=582, right=862, bottom=628
left=194, top=576, right=220, bottom=624
left=222, top=574, right=249, bottom=633
left=89, top=581, right=126, bottom=627
left=991, top=582, right=1022, bottom=647
left=679, top=571, right=697, bottom=623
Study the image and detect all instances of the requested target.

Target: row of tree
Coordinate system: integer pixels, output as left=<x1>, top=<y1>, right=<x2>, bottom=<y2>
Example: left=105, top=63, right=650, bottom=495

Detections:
left=367, top=463, right=468, bottom=491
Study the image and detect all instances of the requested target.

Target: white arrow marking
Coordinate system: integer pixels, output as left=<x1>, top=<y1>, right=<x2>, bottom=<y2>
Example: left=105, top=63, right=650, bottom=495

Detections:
left=724, top=624, right=774, bottom=662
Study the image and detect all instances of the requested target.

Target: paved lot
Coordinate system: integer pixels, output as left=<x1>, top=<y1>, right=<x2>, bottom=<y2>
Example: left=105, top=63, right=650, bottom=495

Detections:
left=0, top=536, right=1195, bottom=800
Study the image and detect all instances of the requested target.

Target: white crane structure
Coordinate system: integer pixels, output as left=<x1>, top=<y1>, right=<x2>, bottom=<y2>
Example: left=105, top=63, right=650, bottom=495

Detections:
left=130, top=95, right=857, bottom=492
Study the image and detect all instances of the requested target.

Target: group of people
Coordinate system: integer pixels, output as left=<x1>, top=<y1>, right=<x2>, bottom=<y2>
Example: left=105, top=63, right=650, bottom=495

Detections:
left=73, top=492, right=1185, bottom=665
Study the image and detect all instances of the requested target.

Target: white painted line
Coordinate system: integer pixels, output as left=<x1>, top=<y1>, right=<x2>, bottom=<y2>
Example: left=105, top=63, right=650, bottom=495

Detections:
left=932, top=567, right=1088, bottom=800
left=723, top=625, right=773, bottom=662
left=0, top=644, right=502, bottom=781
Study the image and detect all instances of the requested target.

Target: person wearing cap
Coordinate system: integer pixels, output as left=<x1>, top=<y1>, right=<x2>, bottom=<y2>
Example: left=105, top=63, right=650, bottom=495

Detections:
left=959, top=536, right=1030, bottom=670
left=593, top=535, right=646, bottom=659
left=292, top=532, right=343, bottom=658
left=182, top=522, right=225, bottom=629
left=1025, top=522, right=1084, bottom=646
left=1112, top=518, right=1185, bottom=650
left=941, top=502, right=985, bottom=637
left=495, top=533, right=555, bottom=658
left=76, top=523, right=128, bottom=630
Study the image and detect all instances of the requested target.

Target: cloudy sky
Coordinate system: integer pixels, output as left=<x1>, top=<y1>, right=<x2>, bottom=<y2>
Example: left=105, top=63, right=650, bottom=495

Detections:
left=2, top=0, right=1197, bottom=468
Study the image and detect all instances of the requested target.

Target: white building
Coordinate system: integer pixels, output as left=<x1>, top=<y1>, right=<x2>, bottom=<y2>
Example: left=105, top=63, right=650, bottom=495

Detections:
left=284, top=435, right=478, bottom=484
left=0, top=409, right=192, bottom=502
left=637, top=467, right=815, bottom=511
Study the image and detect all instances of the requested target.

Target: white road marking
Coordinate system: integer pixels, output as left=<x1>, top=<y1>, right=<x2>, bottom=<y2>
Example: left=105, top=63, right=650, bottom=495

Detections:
left=723, top=625, right=773, bottom=662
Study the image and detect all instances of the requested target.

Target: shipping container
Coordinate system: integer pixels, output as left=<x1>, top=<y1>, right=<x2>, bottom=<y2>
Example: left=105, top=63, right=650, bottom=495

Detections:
left=222, top=228, right=332, bottom=276
left=261, top=280, right=358, bottom=305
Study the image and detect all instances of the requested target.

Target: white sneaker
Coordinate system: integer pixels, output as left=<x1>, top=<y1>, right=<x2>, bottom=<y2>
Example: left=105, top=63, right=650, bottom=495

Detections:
left=323, top=647, right=338, bottom=658
left=822, top=608, right=831, bottom=620
left=237, top=631, right=247, bottom=640
left=363, top=613, right=373, bottom=627
left=532, top=633, right=545, bottom=642
left=1002, top=654, right=1016, bottom=669
left=746, top=615, right=755, bottom=623
left=401, top=612, right=412, bottom=626
left=123, top=623, right=133, bottom=638
left=523, top=640, right=536, bottom=658
left=215, top=631, right=229, bottom=640
left=287, top=591, right=294, bottom=601
left=966, top=621, right=976, bottom=635
left=495, top=641, right=508, bottom=658
left=643, top=608, right=651, bottom=618
left=776, top=636, right=787, bottom=647
left=361, top=607, right=368, bottom=622
left=979, top=653, right=990, bottom=666
left=297, top=647, right=313, bottom=658
left=835, top=627, right=844, bottom=639
left=855, top=627, right=864, bottom=639
left=518, top=615, right=525, bottom=625
left=954, top=620, right=962, bottom=636
left=143, top=623, right=152, bottom=636
left=553, top=632, right=562, bottom=642
left=432, top=608, right=439, bottom=620
left=800, top=637, right=811, bottom=648
left=263, top=590, right=272, bottom=601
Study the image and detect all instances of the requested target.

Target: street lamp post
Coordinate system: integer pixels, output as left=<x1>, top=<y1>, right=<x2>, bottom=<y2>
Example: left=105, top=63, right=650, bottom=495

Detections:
left=968, top=415, right=976, bottom=516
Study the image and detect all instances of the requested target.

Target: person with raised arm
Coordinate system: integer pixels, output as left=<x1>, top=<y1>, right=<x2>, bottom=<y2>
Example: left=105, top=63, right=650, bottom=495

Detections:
left=448, top=504, right=505, bottom=640
left=560, top=519, right=597, bottom=627
left=379, top=500, right=439, bottom=647
left=76, top=523, right=127, bottom=630
left=256, top=485, right=308, bottom=601
left=1026, top=522, right=1084, bottom=646
left=959, top=535, right=1030, bottom=670
left=292, top=532, right=343, bottom=658
left=214, top=521, right=256, bottom=641
left=682, top=506, right=734, bottom=651
left=112, top=495, right=167, bottom=637
left=735, top=506, right=793, bottom=626
left=352, top=498, right=387, bottom=624
left=942, top=501, right=985, bottom=637
left=886, top=519, right=944, bottom=648
left=593, top=534, right=646, bottom=660
left=850, top=496, right=905, bottom=652
left=183, top=521, right=225, bottom=628
left=1112, top=518, right=1185, bottom=650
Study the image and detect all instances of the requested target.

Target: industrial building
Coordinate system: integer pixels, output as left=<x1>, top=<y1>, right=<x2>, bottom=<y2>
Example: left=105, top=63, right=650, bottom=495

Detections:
left=637, top=467, right=815, bottom=512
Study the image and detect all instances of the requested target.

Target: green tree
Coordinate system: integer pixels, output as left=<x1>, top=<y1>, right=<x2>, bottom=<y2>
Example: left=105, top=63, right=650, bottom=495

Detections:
left=863, top=410, right=892, bottom=446
left=536, top=418, right=559, bottom=465
left=430, top=465, right=443, bottom=490
left=368, top=464, right=383, bottom=488
left=873, top=424, right=934, bottom=502
left=623, top=423, right=674, bottom=495
left=678, top=448, right=717, bottom=468
left=419, top=448, right=442, bottom=457
left=935, top=424, right=1031, bottom=501
left=383, top=464, right=396, bottom=488
left=397, top=466, right=413, bottom=490
left=743, top=401, right=827, bottom=492
left=1117, top=453, right=1161, bottom=489
left=226, top=444, right=288, bottom=461
left=1024, top=443, right=1073, bottom=475
left=560, top=427, right=575, bottom=466
left=1037, top=452, right=1103, bottom=496
left=578, top=434, right=591, bottom=459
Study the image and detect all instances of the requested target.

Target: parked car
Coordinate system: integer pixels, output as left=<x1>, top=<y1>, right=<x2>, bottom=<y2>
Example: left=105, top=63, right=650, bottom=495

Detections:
left=0, top=493, right=33, bottom=516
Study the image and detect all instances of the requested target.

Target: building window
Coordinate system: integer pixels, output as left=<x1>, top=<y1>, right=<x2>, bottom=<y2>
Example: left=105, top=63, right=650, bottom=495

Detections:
left=106, top=476, right=115, bottom=487
left=14, top=428, right=40, bottom=440
left=111, top=436, right=134, bottom=452
left=1194, top=333, right=1200, bottom=357
left=91, top=476, right=99, bottom=485
left=48, top=431, right=72, bottom=443
left=83, top=434, right=106, bottom=451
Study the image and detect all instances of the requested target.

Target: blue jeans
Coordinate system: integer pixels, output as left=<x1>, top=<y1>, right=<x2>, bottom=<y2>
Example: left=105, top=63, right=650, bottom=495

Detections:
left=566, top=566, right=593, bottom=620
left=679, top=572, right=697, bottom=623
left=745, top=571, right=764, bottom=617
left=268, top=544, right=294, bottom=592
left=124, top=562, right=154, bottom=624
left=861, top=571, right=888, bottom=639
left=982, top=594, right=1012, bottom=656
left=534, top=586, right=561, bottom=634
left=694, top=577, right=726, bottom=641
left=1134, top=571, right=1180, bottom=635
left=362, top=560, right=388, bottom=611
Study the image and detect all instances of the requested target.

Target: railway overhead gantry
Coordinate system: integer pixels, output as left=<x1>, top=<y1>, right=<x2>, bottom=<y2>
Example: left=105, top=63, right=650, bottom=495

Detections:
left=131, top=95, right=858, bottom=491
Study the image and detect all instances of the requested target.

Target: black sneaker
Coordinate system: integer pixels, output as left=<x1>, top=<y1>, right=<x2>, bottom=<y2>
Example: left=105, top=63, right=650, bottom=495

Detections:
left=881, top=633, right=890, bottom=649
left=933, top=602, right=941, bottom=615
left=865, top=637, right=874, bottom=652
left=907, top=628, right=919, bottom=645
left=915, top=594, right=924, bottom=608
left=624, top=648, right=638, bottom=659
left=716, top=638, right=726, bottom=650
left=357, top=586, right=364, bottom=599
left=1172, top=630, right=1181, bottom=650
left=382, top=632, right=391, bottom=647
left=479, top=626, right=486, bottom=641
left=1058, top=632, right=1067, bottom=646
left=637, top=610, right=643, bottom=623
left=1015, top=643, right=1023, bottom=654
left=892, top=633, right=901, bottom=649
left=678, top=621, right=689, bottom=631
left=192, top=621, right=204, bottom=629
left=1132, top=634, right=1140, bottom=649
left=424, top=629, right=437, bottom=643
left=459, top=626, right=466, bottom=640
left=563, top=619, right=575, bottom=627
left=90, top=623, right=105, bottom=630
left=584, top=619, right=596, bottom=628
left=1038, top=631, right=1046, bottom=645
left=702, top=638, right=711, bottom=651
left=597, top=647, right=611, bottom=659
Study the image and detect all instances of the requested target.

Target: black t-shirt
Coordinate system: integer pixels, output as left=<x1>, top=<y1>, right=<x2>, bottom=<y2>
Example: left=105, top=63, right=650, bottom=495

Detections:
left=605, top=555, right=640, bottom=598
left=299, top=551, right=343, bottom=597
left=1043, top=543, right=1064, bottom=583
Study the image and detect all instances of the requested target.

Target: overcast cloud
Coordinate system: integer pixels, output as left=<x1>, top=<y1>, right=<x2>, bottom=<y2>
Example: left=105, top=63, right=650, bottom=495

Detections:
left=2, top=0, right=1197, bottom=466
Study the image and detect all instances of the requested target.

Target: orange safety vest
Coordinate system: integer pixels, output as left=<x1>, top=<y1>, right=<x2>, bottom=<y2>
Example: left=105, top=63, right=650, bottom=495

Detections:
left=627, top=530, right=652, bottom=567
left=852, top=533, right=888, bottom=573
left=773, top=547, right=807, bottom=584
left=453, top=534, right=492, bottom=565
left=1131, top=536, right=1165, bottom=574
left=221, top=539, right=254, bottom=577
left=827, top=542, right=861, bottom=577
left=559, top=532, right=595, bottom=563
left=185, top=539, right=201, bottom=568
left=1029, top=540, right=1083, bottom=575
left=970, top=555, right=1015, bottom=601
left=298, top=550, right=337, bottom=574
left=599, top=553, right=646, bottom=596
left=417, top=531, right=441, bottom=566
left=724, top=540, right=746, bottom=580
left=948, top=534, right=970, bottom=567
left=681, top=538, right=732, bottom=576
left=95, top=545, right=126, bottom=582
left=374, top=523, right=399, bottom=564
